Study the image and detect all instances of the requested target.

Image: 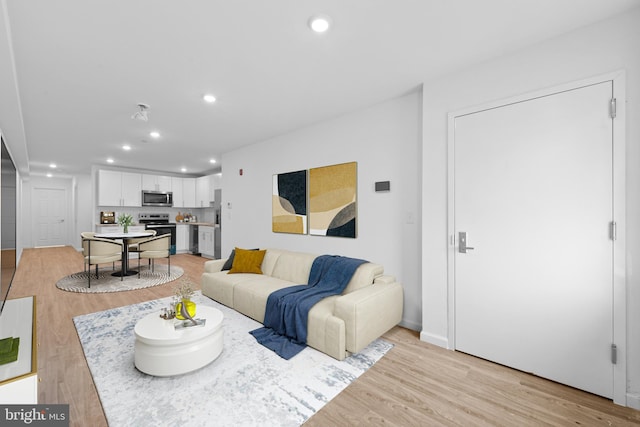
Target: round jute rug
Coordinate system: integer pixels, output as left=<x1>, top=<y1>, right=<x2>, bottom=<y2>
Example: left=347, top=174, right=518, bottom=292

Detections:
left=56, top=264, right=184, bottom=293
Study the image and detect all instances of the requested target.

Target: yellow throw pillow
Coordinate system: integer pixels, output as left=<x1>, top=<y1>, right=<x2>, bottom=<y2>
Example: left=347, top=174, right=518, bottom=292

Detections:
left=228, top=248, right=266, bottom=274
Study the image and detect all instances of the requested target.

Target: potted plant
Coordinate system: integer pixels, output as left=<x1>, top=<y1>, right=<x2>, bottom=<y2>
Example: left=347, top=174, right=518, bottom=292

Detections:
left=117, top=213, right=133, bottom=233
left=174, top=278, right=196, bottom=320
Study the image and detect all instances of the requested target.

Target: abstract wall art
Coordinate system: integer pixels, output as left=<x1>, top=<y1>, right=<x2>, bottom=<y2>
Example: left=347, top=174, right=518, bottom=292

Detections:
left=309, top=161, right=357, bottom=238
left=272, top=170, right=307, bottom=234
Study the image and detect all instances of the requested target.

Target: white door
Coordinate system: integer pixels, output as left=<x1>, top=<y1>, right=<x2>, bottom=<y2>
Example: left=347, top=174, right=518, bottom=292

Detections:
left=453, top=81, right=614, bottom=398
left=34, top=188, right=67, bottom=247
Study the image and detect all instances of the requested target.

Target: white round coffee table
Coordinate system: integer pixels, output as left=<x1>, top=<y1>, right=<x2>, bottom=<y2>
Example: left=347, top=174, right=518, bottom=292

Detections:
left=134, top=305, right=224, bottom=376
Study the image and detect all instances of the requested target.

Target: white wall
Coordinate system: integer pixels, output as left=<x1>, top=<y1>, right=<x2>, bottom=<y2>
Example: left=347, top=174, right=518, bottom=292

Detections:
left=222, top=90, right=423, bottom=330
left=75, top=174, right=93, bottom=249
left=1, top=175, right=16, bottom=249
left=421, top=8, right=640, bottom=406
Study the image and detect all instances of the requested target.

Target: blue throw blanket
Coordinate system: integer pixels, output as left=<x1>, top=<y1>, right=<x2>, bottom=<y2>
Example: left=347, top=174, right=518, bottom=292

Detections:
left=250, top=255, right=367, bottom=359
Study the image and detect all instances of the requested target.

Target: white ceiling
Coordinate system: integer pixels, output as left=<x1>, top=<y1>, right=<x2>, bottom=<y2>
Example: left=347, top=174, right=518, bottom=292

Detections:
left=2, top=0, right=638, bottom=177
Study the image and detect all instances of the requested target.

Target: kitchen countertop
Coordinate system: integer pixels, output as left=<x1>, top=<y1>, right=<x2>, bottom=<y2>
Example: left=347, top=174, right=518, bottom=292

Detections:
left=96, top=223, right=142, bottom=227
left=98, top=222, right=219, bottom=227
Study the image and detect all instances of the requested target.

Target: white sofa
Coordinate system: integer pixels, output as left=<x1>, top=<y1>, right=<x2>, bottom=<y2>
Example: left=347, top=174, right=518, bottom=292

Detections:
left=201, top=248, right=404, bottom=360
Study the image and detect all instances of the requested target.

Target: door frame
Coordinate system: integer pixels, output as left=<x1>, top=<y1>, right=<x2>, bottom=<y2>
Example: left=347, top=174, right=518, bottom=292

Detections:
left=446, top=70, right=626, bottom=405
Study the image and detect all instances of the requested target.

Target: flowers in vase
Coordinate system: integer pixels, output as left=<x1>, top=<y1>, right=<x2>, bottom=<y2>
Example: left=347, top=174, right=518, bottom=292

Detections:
left=174, top=278, right=195, bottom=301
left=173, top=278, right=197, bottom=320
left=117, top=213, right=133, bottom=233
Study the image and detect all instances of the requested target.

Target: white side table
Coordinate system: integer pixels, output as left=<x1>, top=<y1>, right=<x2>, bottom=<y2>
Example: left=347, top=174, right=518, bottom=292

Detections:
left=134, top=305, right=223, bottom=376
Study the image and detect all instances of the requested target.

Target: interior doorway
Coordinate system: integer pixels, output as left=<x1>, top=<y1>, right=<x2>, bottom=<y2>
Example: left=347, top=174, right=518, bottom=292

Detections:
left=448, top=74, right=625, bottom=400
left=33, top=187, right=68, bottom=247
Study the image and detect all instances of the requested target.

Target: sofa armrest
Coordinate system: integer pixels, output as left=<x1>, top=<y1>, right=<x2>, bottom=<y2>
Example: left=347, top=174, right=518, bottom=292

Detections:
left=374, top=274, right=396, bottom=285
left=204, top=258, right=227, bottom=273
left=334, top=281, right=403, bottom=354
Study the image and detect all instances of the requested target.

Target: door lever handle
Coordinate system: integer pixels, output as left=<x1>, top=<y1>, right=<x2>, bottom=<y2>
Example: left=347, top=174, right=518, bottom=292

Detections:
left=458, top=231, right=474, bottom=253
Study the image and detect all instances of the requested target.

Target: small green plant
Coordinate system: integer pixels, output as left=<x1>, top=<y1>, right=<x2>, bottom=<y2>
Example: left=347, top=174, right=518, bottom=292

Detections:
left=117, top=213, right=133, bottom=227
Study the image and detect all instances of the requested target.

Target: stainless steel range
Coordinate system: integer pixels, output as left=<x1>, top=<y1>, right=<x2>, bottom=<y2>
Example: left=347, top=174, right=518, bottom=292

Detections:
left=138, top=213, right=177, bottom=254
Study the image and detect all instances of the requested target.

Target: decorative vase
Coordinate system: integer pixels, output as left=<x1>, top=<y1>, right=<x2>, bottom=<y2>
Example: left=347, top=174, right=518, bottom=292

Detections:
left=123, top=224, right=129, bottom=233
left=176, top=299, right=196, bottom=320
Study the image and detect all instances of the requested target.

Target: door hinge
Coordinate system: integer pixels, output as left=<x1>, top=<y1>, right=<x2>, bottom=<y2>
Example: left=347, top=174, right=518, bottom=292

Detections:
left=610, top=221, right=617, bottom=241
left=611, top=344, right=617, bottom=364
left=610, top=98, right=617, bottom=119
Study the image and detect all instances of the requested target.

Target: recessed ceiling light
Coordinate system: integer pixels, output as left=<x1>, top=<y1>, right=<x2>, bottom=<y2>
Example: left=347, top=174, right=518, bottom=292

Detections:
left=46, top=173, right=52, bottom=178
left=203, top=94, right=216, bottom=103
left=309, top=14, right=331, bottom=33
left=209, top=159, right=216, bottom=164
left=49, top=163, right=57, bottom=168
left=122, top=144, right=131, bottom=151
left=181, top=167, right=187, bottom=173
left=150, top=131, right=160, bottom=139
left=106, top=158, right=114, bottom=163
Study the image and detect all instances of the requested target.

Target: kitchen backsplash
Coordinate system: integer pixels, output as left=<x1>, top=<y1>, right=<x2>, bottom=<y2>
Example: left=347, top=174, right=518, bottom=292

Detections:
left=98, top=207, right=215, bottom=225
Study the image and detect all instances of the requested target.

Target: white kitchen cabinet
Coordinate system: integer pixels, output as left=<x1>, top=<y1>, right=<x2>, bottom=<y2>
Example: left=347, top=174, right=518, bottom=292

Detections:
left=172, top=177, right=197, bottom=208
left=208, top=174, right=217, bottom=202
left=171, top=177, right=184, bottom=208
left=183, top=178, right=197, bottom=207
left=211, top=173, right=221, bottom=189
left=121, top=172, right=142, bottom=206
left=142, top=174, right=172, bottom=192
left=98, top=170, right=142, bottom=207
left=176, top=224, right=189, bottom=253
left=198, top=225, right=215, bottom=258
left=98, top=170, right=122, bottom=206
left=195, top=176, right=210, bottom=208
left=196, top=175, right=216, bottom=208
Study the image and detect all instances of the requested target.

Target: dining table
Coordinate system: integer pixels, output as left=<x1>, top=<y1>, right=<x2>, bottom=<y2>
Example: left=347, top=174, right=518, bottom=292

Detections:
left=94, top=231, right=155, bottom=276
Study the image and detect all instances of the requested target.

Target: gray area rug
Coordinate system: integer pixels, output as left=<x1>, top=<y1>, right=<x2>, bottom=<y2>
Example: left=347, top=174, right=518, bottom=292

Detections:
left=56, top=264, right=183, bottom=293
left=73, top=292, right=393, bottom=426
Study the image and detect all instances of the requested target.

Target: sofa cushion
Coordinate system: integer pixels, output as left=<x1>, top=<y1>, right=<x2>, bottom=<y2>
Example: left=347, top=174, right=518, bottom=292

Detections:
left=233, top=276, right=302, bottom=322
left=270, top=250, right=317, bottom=283
left=229, top=248, right=266, bottom=274
left=259, top=248, right=283, bottom=277
left=201, top=271, right=260, bottom=307
left=222, top=248, right=261, bottom=271
left=221, top=249, right=236, bottom=271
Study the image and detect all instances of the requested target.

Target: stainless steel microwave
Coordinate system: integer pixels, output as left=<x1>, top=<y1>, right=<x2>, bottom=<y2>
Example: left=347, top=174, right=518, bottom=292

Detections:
left=142, top=190, right=173, bottom=207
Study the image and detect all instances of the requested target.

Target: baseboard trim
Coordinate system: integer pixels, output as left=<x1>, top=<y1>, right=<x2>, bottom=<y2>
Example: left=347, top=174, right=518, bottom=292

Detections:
left=399, top=319, right=421, bottom=332
left=420, top=330, right=450, bottom=349
left=626, top=392, right=640, bottom=409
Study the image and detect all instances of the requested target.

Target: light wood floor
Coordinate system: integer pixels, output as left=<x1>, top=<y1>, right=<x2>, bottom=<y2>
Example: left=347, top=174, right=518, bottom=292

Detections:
left=8, top=246, right=640, bottom=426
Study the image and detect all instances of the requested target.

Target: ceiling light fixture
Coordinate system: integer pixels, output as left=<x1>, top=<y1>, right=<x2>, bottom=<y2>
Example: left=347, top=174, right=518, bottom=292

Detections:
left=150, top=131, right=160, bottom=139
left=46, top=173, right=52, bottom=178
left=131, top=103, right=150, bottom=121
left=181, top=167, right=187, bottom=173
left=203, top=94, right=216, bottom=103
left=49, top=163, right=57, bottom=168
left=122, top=144, right=131, bottom=151
left=106, top=158, right=114, bottom=163
left=209, top=159, right=216, bottom=164
left=308, top=14, right=331, bottom=33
